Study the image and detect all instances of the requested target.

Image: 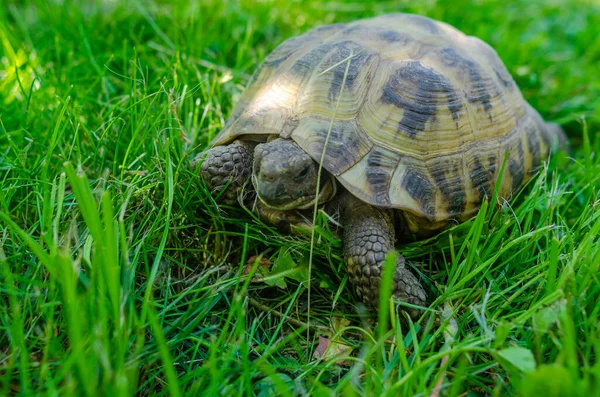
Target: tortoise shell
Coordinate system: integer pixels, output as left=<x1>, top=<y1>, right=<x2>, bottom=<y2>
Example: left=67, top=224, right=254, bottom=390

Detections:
left=211, top=13, right=562, bottom=224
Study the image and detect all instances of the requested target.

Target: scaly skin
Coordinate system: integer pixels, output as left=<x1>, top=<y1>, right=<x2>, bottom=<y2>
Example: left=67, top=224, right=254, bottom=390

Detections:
left=343, top=195, right=427, bottom=309
left=195, top=141, right=255, bottom=205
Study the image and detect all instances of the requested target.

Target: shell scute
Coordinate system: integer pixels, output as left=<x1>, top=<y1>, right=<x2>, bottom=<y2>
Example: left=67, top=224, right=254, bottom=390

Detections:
left=319, top=41, right=374, bottom=102
left=291, top=118, right=373, bottom=175
left=429, top=155, right=468, bottom=218
left=468, top=154, right=497, bottom=204
left=380, top=60, right=462, bottom=138
left=340, top=146, right=400, bottom=207
left=400, top=167, right=437, bottom=218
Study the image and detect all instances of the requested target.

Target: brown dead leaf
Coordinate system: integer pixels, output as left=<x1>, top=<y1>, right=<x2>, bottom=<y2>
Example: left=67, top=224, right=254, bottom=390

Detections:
left=313, top=336, right=353, bottom=365
left=313, top=317, right=354, bottom=365
left=242, top=256, right=272, bottom=282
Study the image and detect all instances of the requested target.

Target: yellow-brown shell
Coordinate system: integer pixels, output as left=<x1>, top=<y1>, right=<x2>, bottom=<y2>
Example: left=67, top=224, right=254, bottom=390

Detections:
left=211, top=13, right=563, bottom=224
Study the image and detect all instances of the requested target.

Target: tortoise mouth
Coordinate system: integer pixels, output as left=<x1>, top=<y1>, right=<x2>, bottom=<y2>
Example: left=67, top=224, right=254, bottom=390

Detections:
left=253, top=174, right=337, bottom=211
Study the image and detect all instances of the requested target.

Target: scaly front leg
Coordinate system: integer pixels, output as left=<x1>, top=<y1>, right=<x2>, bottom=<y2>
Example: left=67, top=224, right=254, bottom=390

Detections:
left=343, top=195, right=427, bottom=310
left=194, top=141, right=255, bottom=205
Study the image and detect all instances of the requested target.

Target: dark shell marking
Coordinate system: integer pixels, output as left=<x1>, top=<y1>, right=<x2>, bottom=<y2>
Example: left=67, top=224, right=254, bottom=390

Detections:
left=509, top=140, right=526, bottom=192
left=403, top=14, right=441, bottom=34
left=290, top=42, right=338, bottom=77
left=264, top=22, right=345, bottom=72
left=381, top=61, right=462, bottom=137
left=244, top=63, right=266, bottom=90
left=469, top=155, right=497, bottom=202
left=310, top=23, right=345, bottom=34
left=430, top=163, right=467, bottom=217
left=475, top=40, right=516, bottom=91
left=440, top=47, right=497, bottom=120
left=246, top=33, right=320, bottom=87
left=263, top=50, right=294, bottom=69
left=378, top=29, right=412, bottom=43
left=293, top=119, right=372, bottom=175
left=365, top=147, right=401, bottom=206
left=318, top=41, right=374, bottom=102
left=402, top=168, right=436, bottom=217
left=495, top=69, right=515, bottom=90
left=440, top=47, right=460, bottom=67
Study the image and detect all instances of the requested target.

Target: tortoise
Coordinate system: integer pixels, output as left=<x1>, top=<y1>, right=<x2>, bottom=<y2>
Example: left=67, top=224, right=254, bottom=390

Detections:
left=196, top=13, right=568, bottom=309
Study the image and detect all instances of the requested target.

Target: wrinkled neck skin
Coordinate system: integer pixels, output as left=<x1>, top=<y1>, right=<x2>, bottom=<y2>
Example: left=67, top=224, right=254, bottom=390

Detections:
left=251, top=138, right=338, bottom=212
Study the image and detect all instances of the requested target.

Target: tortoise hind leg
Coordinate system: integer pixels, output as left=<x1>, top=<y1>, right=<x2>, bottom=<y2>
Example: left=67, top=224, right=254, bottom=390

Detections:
left=343, top=195, right=427, bottom=310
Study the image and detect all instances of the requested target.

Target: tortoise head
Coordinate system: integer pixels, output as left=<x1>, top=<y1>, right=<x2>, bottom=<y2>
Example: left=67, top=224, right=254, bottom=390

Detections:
left=252, top=138, right=336, bottom=210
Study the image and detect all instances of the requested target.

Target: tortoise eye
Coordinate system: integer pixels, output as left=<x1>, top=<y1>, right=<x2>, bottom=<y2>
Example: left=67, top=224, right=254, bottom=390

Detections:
left=296, top=165, right=311, bottom=180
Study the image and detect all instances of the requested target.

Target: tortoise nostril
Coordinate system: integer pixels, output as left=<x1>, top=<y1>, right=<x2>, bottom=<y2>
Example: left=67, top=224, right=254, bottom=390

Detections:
left=260, top=170, right=276, bottom=182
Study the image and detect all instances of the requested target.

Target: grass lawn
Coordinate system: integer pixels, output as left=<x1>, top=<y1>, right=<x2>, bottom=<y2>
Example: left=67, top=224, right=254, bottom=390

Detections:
left=1, top=0, right=600, bottom=395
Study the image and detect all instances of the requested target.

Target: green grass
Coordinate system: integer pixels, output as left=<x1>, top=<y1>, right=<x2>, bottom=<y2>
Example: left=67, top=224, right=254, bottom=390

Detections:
left=1, top=0, right=600, bottom=395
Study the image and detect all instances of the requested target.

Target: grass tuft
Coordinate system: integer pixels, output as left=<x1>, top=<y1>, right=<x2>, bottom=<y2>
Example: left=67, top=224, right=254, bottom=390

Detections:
left=1, top=0, right=600, bottom=395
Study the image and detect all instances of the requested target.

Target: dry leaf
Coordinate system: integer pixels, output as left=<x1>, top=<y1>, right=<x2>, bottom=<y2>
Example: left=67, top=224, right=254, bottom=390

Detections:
left=313, top=317, right=354, bottom=365
left=243, top=256, right=272, bottom=282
